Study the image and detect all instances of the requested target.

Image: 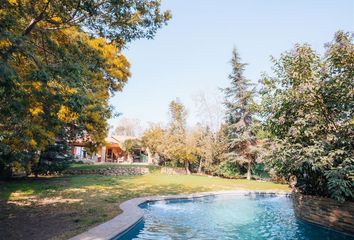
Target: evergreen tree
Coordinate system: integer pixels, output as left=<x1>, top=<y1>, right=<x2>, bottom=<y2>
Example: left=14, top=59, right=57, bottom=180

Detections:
left=32, top=142, right=72, bottom=177
left=222, top=48, right=257, bottom=180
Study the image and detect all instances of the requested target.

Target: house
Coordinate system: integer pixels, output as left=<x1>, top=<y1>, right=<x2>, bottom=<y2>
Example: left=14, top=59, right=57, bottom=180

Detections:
left=72, top=135, right=155, bottom=164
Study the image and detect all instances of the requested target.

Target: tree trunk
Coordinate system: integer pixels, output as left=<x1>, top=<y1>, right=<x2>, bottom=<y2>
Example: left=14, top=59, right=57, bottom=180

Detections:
left=246, top=160, right=251, bottom=180
left=34, top=151, right=42, bottom=178
left=22, top=0, right=52, bottom=35
left=197, top=159, right=203, bottom=174
left=146, top=147, right=154, bottom=165
left=185, top=161, right=191, bottom=175
left=127, top=152, right=133, bottom=164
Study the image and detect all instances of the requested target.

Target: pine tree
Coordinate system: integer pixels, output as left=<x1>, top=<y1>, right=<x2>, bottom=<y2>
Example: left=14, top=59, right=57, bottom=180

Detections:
left=222, top=48, right=256, bottom=180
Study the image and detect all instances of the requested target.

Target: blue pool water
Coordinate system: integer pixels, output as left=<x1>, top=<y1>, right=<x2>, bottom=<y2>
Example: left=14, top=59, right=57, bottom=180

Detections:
left=116, top=194, right=354, bottom=240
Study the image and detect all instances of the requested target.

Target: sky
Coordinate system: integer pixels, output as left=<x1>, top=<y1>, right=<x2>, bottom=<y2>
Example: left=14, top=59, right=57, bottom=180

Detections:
left=108, top=0, right=354, bottom=130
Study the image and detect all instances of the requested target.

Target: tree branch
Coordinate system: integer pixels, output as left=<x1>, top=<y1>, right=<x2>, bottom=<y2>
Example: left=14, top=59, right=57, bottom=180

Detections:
left=22, top=0, right=52, bottom=36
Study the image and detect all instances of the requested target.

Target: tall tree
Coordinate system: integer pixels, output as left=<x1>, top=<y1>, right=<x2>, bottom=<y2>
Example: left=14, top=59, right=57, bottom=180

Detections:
left=192, top=91, right=225, bottom=174
left=164, top=99, right=196, bottom=174
left=260, top=32, right=354, bottom=202
left=193, top=90, right=224, bottom=132
left=0, top=0, right=171, bottom=177
left=222, top=48, right=257, bottom=180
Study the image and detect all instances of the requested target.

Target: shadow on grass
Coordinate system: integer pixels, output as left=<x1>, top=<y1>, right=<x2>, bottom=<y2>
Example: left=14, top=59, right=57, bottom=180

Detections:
left=0, top=174, right=210, bottom=240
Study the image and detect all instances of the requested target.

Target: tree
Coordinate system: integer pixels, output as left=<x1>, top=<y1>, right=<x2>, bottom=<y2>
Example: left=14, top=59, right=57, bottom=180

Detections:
left=260, top=31, right=354, bottom=202
left=222, top=48, right=257, bottom=180
left=193, top=90, right=224, bottom=132
left=32, top=142, right=72, bottom=177
left=184, top=128, right=201, bottom=174
left=122, top=139, right=141, bottom=163
left=163, top=99, right=197, bottom=174
left=192, top=91, right=225, bottom=174
left=0, top=0, right=171, bottom=177
left=190, top=125, right=223, bottom=175
left=141, top=124, right=166, bottom=163
left=114, top=118, right=142, bottom=137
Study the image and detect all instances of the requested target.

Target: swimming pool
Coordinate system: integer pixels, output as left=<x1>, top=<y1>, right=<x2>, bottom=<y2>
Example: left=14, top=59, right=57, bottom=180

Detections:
left=116, top=194, right=354, bottom=240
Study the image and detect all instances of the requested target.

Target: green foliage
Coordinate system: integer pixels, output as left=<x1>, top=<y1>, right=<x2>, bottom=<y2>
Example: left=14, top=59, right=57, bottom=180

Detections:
left=251, top=163, right=270, bottom=179
left=32, top=143, right=72, bottom=176
left=193, top=126, right=216, bottom=173
left=260, top=31, right=354, bottom=202
left=168, top=99, right=187, bottom=136
left=221, top=48, right=258, bottom=180
left=0, top=0, right=170, bottom=177
left=216, top=160, right=269, bottom=179
left=218, top=160, right=244, bottom=178
left=141, top=124, right=166, bottom=156
left=141, top=100, right=201, bottom=173
left=122, top=139, right=141, bottom=154
left=164, top=100, right=192, bottom=170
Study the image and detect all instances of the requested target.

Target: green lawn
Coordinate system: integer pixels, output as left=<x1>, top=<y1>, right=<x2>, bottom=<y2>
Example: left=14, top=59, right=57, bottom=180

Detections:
left=0, top=170, right=289, bottom=240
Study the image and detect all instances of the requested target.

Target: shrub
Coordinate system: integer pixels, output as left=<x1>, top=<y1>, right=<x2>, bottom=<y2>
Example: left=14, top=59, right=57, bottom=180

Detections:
left=251, top=163, right=270, bottom=179
left=218, top=161, right=245, bottom=178
left=32, top=143, right=72, bottom=176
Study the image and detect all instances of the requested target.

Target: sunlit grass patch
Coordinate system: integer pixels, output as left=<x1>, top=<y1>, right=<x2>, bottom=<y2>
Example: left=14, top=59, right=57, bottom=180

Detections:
left=0, top=172, right=289, bottom=240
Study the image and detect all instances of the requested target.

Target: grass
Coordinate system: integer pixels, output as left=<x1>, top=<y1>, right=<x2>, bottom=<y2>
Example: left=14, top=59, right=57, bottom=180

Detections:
left=0, top=169, right=290, bottom=240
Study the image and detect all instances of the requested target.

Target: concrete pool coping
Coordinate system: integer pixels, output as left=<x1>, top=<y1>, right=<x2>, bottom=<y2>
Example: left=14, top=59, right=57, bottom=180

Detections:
left=69, top=190, right=291, bottom=240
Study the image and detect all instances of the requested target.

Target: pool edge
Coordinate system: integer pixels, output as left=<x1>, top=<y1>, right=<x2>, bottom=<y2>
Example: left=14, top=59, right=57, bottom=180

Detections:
left=68, top=190, right=290, bottom=240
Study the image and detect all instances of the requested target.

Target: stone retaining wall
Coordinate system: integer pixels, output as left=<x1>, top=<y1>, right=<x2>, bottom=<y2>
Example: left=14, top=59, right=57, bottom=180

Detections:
left=160, top=167, right=187, bottom=175
left=292, top=190, right=354, bottom=235
left=65, top=167, right=149, bottom=176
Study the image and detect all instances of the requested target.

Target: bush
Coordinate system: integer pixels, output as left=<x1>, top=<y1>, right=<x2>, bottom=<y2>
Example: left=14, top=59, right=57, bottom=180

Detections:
left=0, top=145, right=35, bottom=179
left=251, top=163, right=270, bottom=179
left=218, top=161, right=245, bottom=178
left=32, top=143, right=72, bottom=176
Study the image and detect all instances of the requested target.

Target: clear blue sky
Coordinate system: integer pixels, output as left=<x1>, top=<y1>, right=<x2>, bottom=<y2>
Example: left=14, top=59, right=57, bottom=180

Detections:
left=109, top=0, right=353, bottom=128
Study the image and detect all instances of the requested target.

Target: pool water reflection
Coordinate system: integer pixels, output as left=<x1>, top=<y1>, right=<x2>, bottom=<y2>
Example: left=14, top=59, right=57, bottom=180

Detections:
left=116, top=194, right=354, bottom=240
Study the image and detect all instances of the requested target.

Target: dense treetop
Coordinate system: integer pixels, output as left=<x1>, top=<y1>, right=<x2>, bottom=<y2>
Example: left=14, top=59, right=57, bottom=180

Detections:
left=0, top=0, right=171, bottom=176
left=260, top=32, right=353, bottom=202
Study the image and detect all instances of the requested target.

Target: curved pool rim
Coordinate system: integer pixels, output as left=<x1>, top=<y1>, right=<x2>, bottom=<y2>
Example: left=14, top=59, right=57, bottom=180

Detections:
left=68, top=190, right=290, bottom=240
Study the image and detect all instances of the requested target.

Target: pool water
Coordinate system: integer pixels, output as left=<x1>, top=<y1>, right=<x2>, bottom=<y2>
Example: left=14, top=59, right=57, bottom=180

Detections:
left=116, top=194, right=354, bottom=240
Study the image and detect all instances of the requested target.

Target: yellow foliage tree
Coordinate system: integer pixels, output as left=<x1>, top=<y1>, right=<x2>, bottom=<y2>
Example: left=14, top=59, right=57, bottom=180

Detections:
left=0, top=0, right=170, bottom=176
